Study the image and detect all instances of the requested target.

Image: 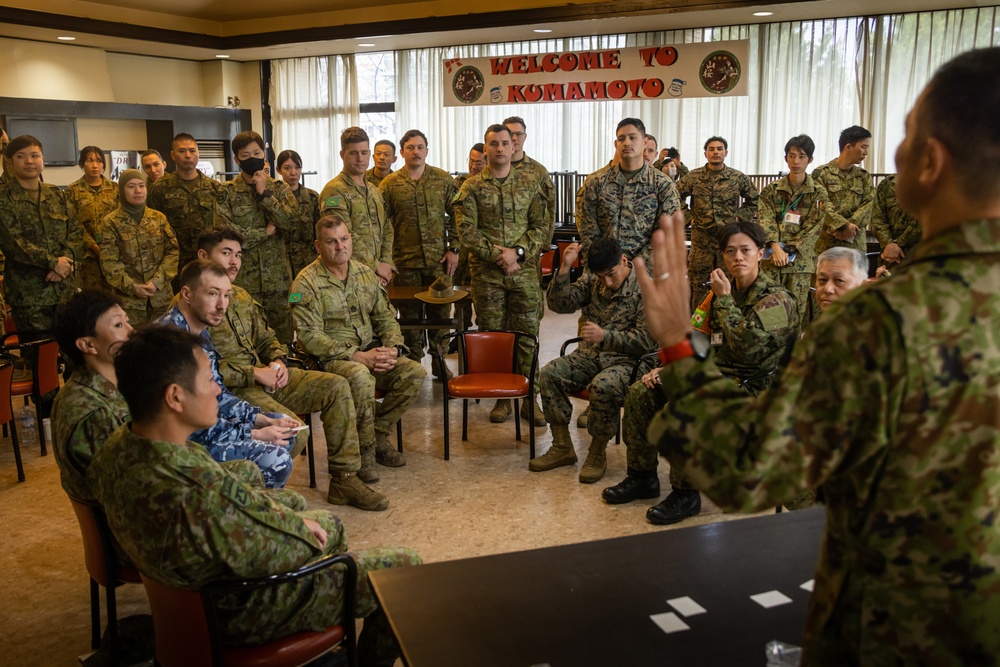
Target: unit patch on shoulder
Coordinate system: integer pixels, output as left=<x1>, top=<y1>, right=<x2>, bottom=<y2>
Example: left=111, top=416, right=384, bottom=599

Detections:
left=753, top=293, right=789, bottom=332
left=288, top=292, right=302, bottom=303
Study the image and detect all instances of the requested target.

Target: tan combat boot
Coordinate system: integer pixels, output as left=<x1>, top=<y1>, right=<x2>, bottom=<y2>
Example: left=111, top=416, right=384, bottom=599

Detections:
left=328, top=471, right=389, bottom=511
left=579, top=438, right=609, bottom=484
left=358, top=444, right=379, bottom=483
left=529, top=424, right=578, bottom=472
left=520, top=397, right=548, bottom=427
left=375, top=433, right=406, bottom=467
left=490, top=399, right=512, bottom=423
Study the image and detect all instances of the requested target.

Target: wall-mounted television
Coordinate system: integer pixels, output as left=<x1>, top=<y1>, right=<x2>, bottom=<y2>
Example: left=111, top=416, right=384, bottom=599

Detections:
left=3, top=116, right=79, bottom=166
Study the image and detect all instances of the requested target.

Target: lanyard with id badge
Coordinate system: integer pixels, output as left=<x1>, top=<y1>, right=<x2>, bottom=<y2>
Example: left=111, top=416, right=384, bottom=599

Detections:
left=782, top=192, right=804, bottom=226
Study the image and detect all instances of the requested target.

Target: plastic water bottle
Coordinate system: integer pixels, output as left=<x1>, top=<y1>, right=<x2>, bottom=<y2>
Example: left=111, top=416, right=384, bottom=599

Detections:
left=765, top=640, right=802, bottom=666
left=19, top=405, right=36, bottom=445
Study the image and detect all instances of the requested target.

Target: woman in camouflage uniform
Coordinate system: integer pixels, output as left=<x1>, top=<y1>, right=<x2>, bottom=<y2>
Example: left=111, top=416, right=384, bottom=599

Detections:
left=66, top=146, right=117, bottom=290
left=277, top=149, right=320, bottom=278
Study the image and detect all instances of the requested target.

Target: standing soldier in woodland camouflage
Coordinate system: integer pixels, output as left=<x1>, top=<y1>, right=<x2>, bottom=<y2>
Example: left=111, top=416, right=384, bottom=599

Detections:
left=758, top=135, right=830, bottom=330
left=215, top=131, right=299, bottom=344
left=88, top=326, right=421, bottom=667
left=379, top=129, right=458, bottom=380
left=147, top=133, right=222, bottom=276
left=577, top=118, right=680, bottom=267
left=676, top=135, right=759, bottom=309
left=96, top=170, right=179, bottom=325
left=65, top=146, right=118, bottom=290
left=0, top=135, right=83, bottom=335
left=812, top=125, right=874, bottom=254
left=275, top=149, right=320, bottom=277
left=451, top=142, right=487, bottom=333
left=454, top=124, right=551, bottom=427
left=638, top=48, right=1000, bottom=666
left=870, top=174, right=921, bottom=269
left=504, top=116, right=556, bottom=233
left=366, top=139, right=397, bottom=187
left=532, top=238, right=654, bottom=482
left=319, top=127, right=395, bottom=286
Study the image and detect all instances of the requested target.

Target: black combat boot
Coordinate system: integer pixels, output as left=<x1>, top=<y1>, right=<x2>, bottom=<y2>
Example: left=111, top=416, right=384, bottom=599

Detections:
left=646, top=489, right=701, bottom=525
left=601, top=468, right=660, bottom=504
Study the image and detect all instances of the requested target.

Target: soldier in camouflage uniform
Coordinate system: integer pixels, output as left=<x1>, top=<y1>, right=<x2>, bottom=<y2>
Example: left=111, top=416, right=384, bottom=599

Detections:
left=147, top=133, right=223, bottom=277
left=504, top=116, right=556, bottom=236
left=451, top=143, right=487, bottom=333
left=812, top=125, right=874, bottom=255
left=638, top=49, right=1000, bottom=665
left=290, top=215, right=424, bottom=480
left=88, top=326, right=421, bottom=667
left=0, top=135, right=83, bottom=334
left=604, top=221, right=797, bottom=525
left=532, top=238, right=655, bottom=483
left=758, top=135, right=831, bottom=330
left=870, top=174, right=921, bottom=269
left=197, top=226, right=387, bottom=511
left=576, top=118, right=680, bottom=268
left=276, top=149, right=320, bottom=277
left=676, top=136, right=759, bottom=309
left=214, top=131, right=299, bottom=345
left=158, top=261, right=301, bottom=488
left=379, top=129, right=458, bottom=379
left=653, top=147, right=689, bottom=182
left=319, top=128, right=395, bottom=286
left=365, top=139, right=396, bottom=187
left=65, top=146, right=118, bottom=291
left=454, top=124, right=552, bottom=426
left=95, top=170, right=179, bottom=325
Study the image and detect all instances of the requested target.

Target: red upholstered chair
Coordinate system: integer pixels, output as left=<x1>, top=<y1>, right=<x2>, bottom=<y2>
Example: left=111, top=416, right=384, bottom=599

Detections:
left=140, top=552, right=357, bottom=667
left=68, top=495, right=143, bottom=662
left=539, top=243, right=559, bottom=287
left=440, top=329, right=539, bottom=461
left=10, top=339, right=61, bottom=455
left=0, top=361, right=24, bottom=482
left=2, top=308, right=18, bottom=350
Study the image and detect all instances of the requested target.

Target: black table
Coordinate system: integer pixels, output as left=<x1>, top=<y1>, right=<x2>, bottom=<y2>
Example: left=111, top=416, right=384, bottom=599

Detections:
left=369, top=507, right=825, bottom=666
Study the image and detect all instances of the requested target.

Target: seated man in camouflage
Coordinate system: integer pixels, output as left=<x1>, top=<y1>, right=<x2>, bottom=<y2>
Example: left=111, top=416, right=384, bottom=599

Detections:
left=290, top=214, right=425, bottom=481
left=603, top=221, right=798, bottom=525
left=197, top=226, right=387, bottom=511
left=88, top=325, right=421, bottom=667
left=530, top=237, right=655, bottom=483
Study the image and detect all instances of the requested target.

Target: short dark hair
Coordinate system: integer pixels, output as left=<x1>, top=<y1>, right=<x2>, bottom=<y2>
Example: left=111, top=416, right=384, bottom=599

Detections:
left=340, top=127, right=370, bottom=150
left=115, top=325, right=204, bottom=424
left=471, top=143, right=485, bottom=154
left=374, top=139, right=396, bottom=153
left=232, top=131, right=265, bottom=155
left=645, top=134, right=657, bottom=146
left=275, top=149, right=302, bottom=169
left=78, top=146, right=105, bottom=169
left=400, top=130, right=428, bottom=149
left=784, top=135, right=815, bottom=159
left=316, top=212, right=350, bottom=239
left=616, top=118, right=646, bottom=135
left=718, top=220, right=767, bottom=252
left=172, top=133, right=196, bottom=148
left=665, top=147, right=680, bottom=159
left=838, top=125, right=871, bottom=152
left=921, top=48, right=1000, bottom=198
left=587, top=237, right=624, bottom=273
left=4, top=135, right=42, bottom=159
left=502, top=116, right=526, bottom=129
left=53, top=290, right=124, bottom=367
left=140, top=149, right=163, bottom=161
left=484, top=124, right=511, bottom=143
left=704, top=136, right=728, bottom=151
left=197, top=226, right=245, bottom=254
left=178, top=259, right=229, bottom=291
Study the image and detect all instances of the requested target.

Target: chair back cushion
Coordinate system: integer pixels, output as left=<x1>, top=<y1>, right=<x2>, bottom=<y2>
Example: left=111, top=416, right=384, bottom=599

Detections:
left=69, top=497, right=113, bottom=588
left=141, top=574, right=215, bottom=667
left=0, top=363, right=13, bottom=424
left=462, top=331, right=516, bottom=374
left=35, top=340, right=61, bottom=395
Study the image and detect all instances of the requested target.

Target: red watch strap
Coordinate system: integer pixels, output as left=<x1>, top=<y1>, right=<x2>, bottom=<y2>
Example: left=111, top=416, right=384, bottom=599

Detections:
left=658, top=338, right=695, bottom=365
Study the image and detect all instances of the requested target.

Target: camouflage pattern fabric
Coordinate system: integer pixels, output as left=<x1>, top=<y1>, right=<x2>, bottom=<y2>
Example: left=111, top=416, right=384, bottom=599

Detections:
left=652, top=159, right=690, bottom=181
left=870, top=175, right=922, bottom=262
left=651, top=217, right=1000, bottom=666
left=290, top=259, right=425, bottom=449
left=214, top=175, right=298, bottom=344
left=576, top=163, right=680, bottom=265
left=676, top=165, right=759, bottom=308
left=512, top=153, right=556, bottom=230
left=95, top=206, right=179, bottom=325
left=0, top=180, right=83, bottom=330
left=147, top=171, right=222, bottom=270
left=212, top=284, right=361, bottom=472
left=451, top=174, right=473, bottom=329
left=758, top=174, right=831, bottom=329
left=319, top=171, right=395, bottom=274
left=620, top=380, right=692, bottom=489
left=379, top=165, right=456, bottom=270
left=286, top=185, right=319, bottom=278
left=88, top=424, right=421, bottom=664
left=66, top=176, right=118, bottom=290
left=811, top=159, right=874, bottom=254
left=364, top=167, right=389, bottom=188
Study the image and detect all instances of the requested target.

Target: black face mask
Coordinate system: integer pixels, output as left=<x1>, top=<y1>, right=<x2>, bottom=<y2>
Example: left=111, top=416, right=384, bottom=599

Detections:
left=239, top=157, right=266, bottom=175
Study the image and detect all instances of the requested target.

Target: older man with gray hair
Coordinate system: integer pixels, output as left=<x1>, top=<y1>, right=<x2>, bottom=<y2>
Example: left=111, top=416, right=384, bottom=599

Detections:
left=814, top=247, right=869, bottom=312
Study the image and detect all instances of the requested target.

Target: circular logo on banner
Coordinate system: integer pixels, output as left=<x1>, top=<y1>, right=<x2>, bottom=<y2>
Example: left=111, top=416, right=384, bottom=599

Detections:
left=452, top=66, right=486, bottom=104
left=699, top=50, right=742, bottom=95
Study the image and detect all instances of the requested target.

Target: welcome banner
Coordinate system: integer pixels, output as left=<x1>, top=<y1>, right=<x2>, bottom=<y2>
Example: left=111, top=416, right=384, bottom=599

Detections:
left=443, top=40, right=749, bottom=107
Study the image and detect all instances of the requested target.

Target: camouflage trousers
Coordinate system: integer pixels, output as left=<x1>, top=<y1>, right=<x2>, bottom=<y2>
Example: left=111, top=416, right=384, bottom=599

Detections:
left=220, top=459, right=306, bottom=511
left=77, top=253, right=103, bottom=292
left=322, top=357, right=426, bottom=452
left=472, top=272, right=541, bottom=395
left=688, top=226, right=725, bottom=310
left=246, top=289, right=294, bottom=347
left=622, top=379, right=694, bottom=490
left=236, top=367, right=361, bottom=474
left=815, top=228, right=867, bottom=254
left=219, top=509, right=422, bottom=667
left=288, top=241, right=317, bottom=280
left=203, top=436, right=294, bottom=489
left=454, top=255, right=474, bottom=331
left=10, top=305, right=58, bottom=335
left=539, top=348, right=649, bottom=441
left=762, top=267, right=814, bottom=332
left=123, top=302, right=170, bottom=329
left=393, top=267, right=450, bottom=360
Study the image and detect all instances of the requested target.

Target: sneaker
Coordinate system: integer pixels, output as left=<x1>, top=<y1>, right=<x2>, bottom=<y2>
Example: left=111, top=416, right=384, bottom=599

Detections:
left=520, top=398, right=547, bottom=427
left=490, top=399, right=512, bottom=423
left=328, top=472, right=389, bottom=511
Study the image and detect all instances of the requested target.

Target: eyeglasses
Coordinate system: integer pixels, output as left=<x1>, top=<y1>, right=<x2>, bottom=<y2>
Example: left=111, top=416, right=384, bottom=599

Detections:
left=510, top=132, right=526, bottom=138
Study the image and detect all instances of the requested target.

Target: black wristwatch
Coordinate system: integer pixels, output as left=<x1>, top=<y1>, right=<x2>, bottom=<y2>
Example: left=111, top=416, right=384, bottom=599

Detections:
left=448, top=247, right=460, bottom=254
left=515, top=246, right=526, bottom=263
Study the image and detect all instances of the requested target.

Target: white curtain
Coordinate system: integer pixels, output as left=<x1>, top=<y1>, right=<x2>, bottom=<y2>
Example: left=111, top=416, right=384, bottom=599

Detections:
left=271, top=55, right=359, bottom=188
